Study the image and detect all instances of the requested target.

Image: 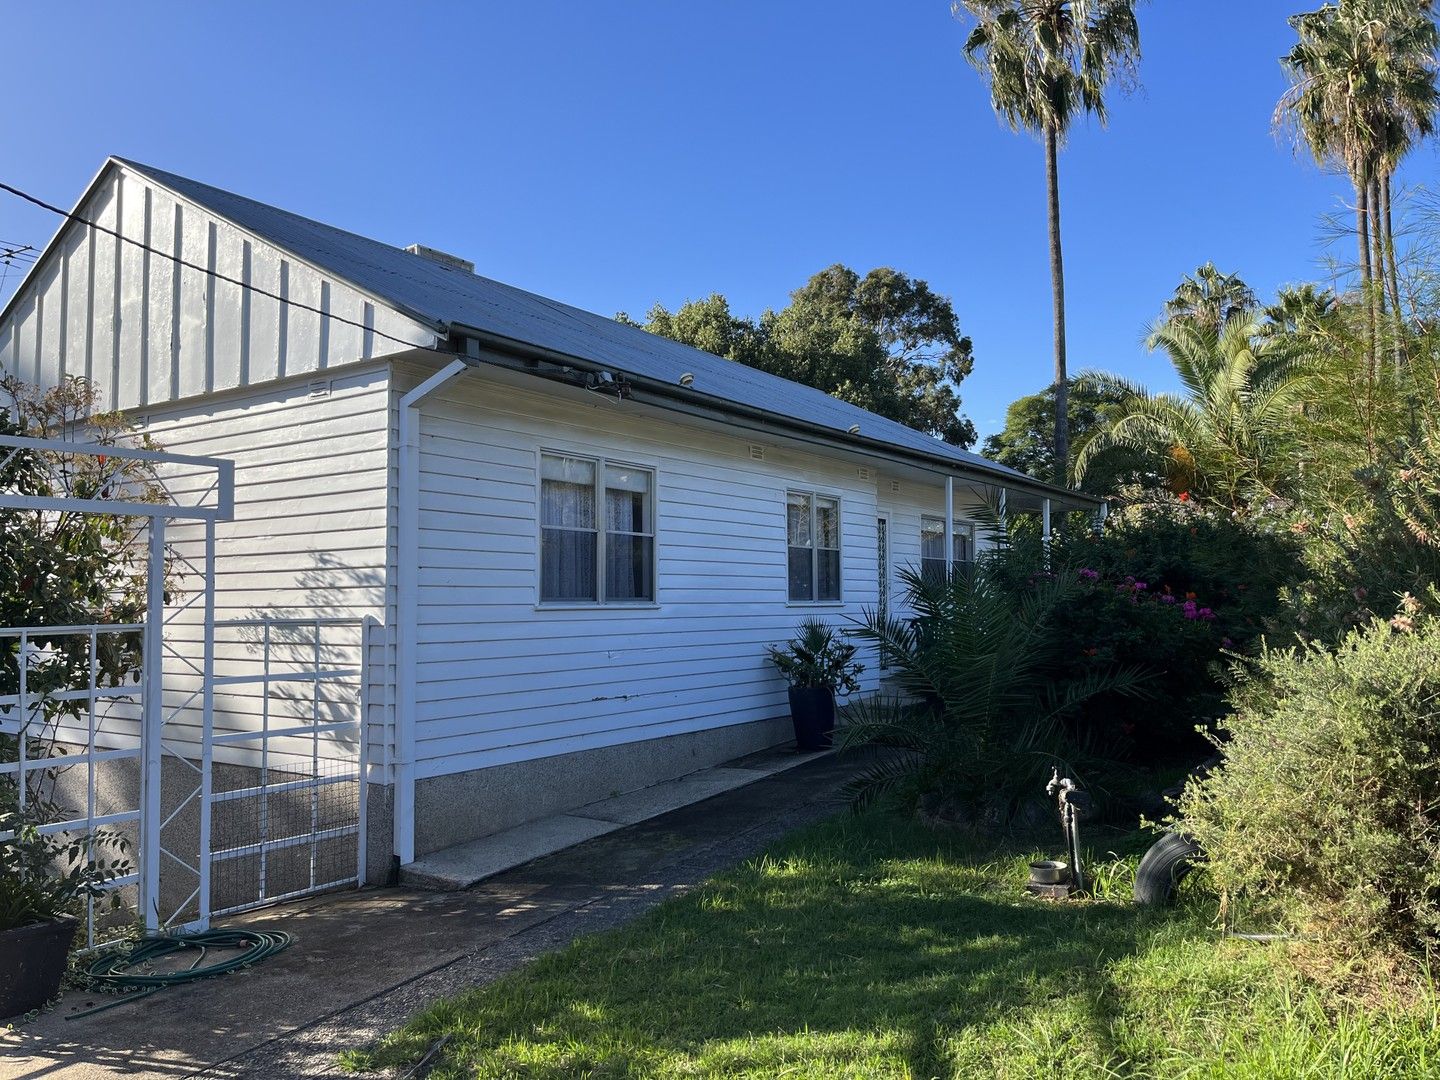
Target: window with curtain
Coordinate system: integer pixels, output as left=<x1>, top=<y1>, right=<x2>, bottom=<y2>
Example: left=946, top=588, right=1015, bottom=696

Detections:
left=540, top=453, right=654, bottom=604
left=921, top=516, right=975, bottom=585
left=787, top=490, right=841, bottom=601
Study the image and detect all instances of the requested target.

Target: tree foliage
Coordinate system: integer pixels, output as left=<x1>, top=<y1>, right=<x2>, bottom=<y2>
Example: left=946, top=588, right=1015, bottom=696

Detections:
left=1073, top=313, right=1315, bottom=513
left=981, top=379, right=1148, bottom=492
left=619, top=264, right=978, bottom=447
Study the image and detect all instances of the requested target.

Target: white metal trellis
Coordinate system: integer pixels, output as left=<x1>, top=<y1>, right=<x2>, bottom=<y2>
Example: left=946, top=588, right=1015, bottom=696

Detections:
left=0, top=433, right=231, bottom=941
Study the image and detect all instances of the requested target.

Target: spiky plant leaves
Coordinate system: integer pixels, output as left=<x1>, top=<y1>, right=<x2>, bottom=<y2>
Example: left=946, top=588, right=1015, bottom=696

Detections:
left=839, top=559, right=1155, bottom=822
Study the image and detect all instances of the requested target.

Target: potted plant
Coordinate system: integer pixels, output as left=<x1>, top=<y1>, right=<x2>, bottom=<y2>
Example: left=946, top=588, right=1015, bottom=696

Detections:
left=0, top=797, right=130, bottom=1019
left=768, top=618, right=864, bottom=751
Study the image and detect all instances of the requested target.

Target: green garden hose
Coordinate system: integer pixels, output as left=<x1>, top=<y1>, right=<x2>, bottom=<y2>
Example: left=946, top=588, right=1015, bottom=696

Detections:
left=65, top=928, right=293, bottom=1019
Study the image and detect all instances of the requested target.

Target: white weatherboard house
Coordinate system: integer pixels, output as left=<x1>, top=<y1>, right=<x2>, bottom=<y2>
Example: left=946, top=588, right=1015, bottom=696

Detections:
left=0, top=158, right=1097, bottom=881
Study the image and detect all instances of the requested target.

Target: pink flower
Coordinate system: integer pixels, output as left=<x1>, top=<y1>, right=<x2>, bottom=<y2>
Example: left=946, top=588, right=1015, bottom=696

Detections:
left=1078, top=568, right=1100, bottom=581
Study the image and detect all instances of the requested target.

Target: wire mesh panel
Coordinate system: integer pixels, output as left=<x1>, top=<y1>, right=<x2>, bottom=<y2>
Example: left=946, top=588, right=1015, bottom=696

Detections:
left=205, top=618, right=365, bottom=917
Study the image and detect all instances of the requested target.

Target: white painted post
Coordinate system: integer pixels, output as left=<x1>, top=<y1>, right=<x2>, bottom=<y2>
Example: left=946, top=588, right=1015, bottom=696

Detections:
left=141, top=518, right=166, bottom=932
left=1042, top=498, right=1052, bottom=562
left=197, top=518, right=216, bottom=929
left=1097, top=501, right=1109, bottom=534
left=944, top=476, right=954, bottom=578
left=998, top=488, right=1008, bottom=538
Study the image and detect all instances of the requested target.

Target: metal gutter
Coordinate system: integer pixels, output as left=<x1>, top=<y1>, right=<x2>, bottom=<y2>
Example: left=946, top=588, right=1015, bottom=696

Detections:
left=446, top=324, right=1100, bottom=510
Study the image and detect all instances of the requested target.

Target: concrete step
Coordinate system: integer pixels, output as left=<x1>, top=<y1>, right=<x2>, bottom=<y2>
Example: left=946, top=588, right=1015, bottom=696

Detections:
left=400, top=743, right=834, bottom=891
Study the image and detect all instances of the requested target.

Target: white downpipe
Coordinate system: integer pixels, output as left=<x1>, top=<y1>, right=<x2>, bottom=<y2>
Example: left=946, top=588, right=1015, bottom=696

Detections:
left=395, top=358, right=468, bottom=866
left=1042, top=498, right=1052, bottom=567
left=944, top=476, right=954, bottom=578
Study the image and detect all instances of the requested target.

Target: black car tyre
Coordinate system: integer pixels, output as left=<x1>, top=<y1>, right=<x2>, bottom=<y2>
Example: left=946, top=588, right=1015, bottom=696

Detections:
left=1134, top=832, right=1205, bottom=906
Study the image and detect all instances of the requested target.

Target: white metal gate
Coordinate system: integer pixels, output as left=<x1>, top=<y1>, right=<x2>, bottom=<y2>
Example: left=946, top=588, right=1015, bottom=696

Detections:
left=1, top=433, right=367, bottom=945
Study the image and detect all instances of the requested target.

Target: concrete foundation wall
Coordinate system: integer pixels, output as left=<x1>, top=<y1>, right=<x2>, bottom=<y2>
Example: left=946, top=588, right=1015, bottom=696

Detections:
left=412, top=713, right=791, bottom=856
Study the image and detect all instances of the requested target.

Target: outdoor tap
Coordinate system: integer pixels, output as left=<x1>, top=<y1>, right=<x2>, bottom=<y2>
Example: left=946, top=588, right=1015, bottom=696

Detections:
left=1046, top=768, right=1088, bottom=896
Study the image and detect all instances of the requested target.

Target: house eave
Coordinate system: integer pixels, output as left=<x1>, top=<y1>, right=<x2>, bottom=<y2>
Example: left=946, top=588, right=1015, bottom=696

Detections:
left=440, top=324, right=1101, bottom=513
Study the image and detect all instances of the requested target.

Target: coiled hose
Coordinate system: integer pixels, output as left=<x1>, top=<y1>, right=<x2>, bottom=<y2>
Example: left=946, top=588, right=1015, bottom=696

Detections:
left=66, top=928, right=293, bottom=1019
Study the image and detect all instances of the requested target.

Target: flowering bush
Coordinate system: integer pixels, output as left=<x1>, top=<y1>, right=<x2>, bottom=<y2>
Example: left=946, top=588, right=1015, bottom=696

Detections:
left=990, top=498, right=1302, bottom=764
left=1045, top=565, right=1229, bottom=761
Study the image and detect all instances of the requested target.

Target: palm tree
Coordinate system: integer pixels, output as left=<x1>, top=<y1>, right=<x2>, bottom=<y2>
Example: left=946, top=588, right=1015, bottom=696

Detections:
left=1279, top=1, right=1439, bottom=369
left=1073, top=315, right=1313, bottom=512
left=1164, top=263, right=1258, bottom=334
left=956, top=0, right=1142, bottom=485
left=1371, top=2, right=1439, bottom=337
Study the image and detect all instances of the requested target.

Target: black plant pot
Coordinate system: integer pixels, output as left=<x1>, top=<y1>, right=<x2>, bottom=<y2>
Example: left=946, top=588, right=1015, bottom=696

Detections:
left=788, top=686, right=836, bottom=752
left=0, top=917, right=77, bottom=1019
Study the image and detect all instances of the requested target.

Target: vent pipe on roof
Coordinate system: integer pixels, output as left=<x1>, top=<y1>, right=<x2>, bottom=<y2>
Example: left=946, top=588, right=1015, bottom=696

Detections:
left=404, top=243, right=475, bottom=274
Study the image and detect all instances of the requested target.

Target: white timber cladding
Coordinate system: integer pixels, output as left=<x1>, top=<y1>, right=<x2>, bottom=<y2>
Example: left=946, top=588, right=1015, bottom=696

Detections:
left=0, top=162, right=433, bottom=411
left=400, top=362, right=997, bottom=781
left=134, top=366, right=392, bottom=771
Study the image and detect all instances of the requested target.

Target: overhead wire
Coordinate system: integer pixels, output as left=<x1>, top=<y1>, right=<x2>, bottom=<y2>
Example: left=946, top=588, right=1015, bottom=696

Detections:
left=0, top=179, right=430, bottom=354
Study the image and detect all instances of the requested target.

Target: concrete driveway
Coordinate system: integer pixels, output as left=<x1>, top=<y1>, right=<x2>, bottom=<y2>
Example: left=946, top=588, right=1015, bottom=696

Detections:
left=2, top=749, right=861, bottom=1079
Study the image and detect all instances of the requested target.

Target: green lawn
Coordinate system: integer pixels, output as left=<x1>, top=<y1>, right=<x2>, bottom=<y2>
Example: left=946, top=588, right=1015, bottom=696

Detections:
left=345, top=811, right=1440, bottom=1079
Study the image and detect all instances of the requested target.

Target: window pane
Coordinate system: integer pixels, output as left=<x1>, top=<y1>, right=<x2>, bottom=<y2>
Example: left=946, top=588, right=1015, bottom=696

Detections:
left=817, top=548, right=841, bottom=601
left=541, top=456, right=596, bottom=529
left=921, top=557, right=947, bottom=587
left=605, top=466, right=651, bottom=534
left=606, top=534, right=654, bottom=602
left=541, top=528, right=597, bottom=601
left=788, top=547, right=814, bottom=601
left=921, top=516, right=945, bottom=562
left=954, top=528, right=974, bottom=564
left=787, top=492, right=812, bottom=547
left=815, top=497, right=840, bottom=550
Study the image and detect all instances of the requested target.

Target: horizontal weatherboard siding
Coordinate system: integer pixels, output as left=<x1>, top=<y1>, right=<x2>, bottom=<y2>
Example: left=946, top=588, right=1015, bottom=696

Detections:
left=406, top=367, right=884, bottom=780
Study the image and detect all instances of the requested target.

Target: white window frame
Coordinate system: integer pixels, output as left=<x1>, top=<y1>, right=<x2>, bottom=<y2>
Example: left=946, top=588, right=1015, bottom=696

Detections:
left=537, top=449, right=657, bottom=608
left=921, top=515, right=976, bottom=582
left=786, top=489, right=844, bottom=604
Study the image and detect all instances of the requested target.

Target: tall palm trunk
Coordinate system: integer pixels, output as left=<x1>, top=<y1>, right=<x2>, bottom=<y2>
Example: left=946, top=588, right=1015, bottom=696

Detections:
left=1370, top=177, right=1386, bottom=318
left=1356, top=173, right=1377, bottom=376
left=1380, top=172, right=1406, bottom=368
left=1044, top=122, right=1069, bottom=486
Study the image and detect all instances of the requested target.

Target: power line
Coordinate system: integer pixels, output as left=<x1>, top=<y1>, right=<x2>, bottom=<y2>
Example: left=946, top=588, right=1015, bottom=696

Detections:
left=0, top=179, right=430, bottom=354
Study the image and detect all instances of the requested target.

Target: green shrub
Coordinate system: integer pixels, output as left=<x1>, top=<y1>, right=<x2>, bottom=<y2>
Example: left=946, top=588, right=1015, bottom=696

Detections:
left=840, top=565, right=1153, bottom=823
left=988, top=500, right=1303, bottom=762
left=1178, top=614, right=1440, bottom=957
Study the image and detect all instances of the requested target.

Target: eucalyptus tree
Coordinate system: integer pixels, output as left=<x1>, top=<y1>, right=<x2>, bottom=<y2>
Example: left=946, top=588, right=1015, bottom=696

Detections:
left=1073, top=316, right=1313, bottom=513
left=621, top=264, right=978, bottom=446
left=955, top=0, right=1142, bottom=485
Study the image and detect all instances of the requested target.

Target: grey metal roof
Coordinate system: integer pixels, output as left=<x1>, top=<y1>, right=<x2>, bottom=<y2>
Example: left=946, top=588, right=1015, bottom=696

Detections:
left=116, top=158, right=1071, bottom=498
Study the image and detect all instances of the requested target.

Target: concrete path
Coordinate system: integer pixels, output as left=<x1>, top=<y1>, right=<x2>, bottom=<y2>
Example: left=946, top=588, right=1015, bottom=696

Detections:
left=2, top=748, right=861, bottom=1080
left=402, top=748, right=836, bottom=890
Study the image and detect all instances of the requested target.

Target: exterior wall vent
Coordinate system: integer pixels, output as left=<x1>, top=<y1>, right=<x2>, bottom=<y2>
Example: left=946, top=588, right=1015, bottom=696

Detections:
left=890, top=480, right=902, bottom=494
left=308, top=379, right=331, bottom=399
left=749, top=445, right=765, bottom=461
left=404, top=243, right=475, bottom=274
left=857, top=467, right=872, bottom=481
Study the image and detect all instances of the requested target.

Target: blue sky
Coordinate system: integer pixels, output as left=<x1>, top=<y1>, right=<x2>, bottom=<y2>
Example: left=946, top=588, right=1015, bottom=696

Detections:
left=3, top=1, right=1427, bottom=441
